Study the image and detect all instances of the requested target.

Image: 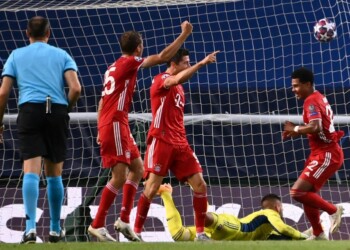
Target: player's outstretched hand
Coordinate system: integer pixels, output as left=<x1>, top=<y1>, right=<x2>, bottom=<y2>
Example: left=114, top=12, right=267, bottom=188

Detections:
left=202, top=51, right=220, bottom=65
left=282, top=120, right=299, bottom=140
left=181, top=21, right=193, bottom=36
left=284, top=120, right=295, bottom=132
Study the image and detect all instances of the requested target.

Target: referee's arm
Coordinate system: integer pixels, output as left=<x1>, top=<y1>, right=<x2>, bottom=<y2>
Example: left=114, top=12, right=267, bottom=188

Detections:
left=0, top=76, right=14, bottom=143
left=64, top=70, right=81, bottom=112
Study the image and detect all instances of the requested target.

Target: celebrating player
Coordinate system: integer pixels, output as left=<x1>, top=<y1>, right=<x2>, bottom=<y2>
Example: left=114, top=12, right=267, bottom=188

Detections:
left=283, top=67, right=344, bottom=240
left=133, top=49, right=219, bottom=241
left=157, top=183, right=308, bottom=241
left=87, top=22, right=193, bottom=242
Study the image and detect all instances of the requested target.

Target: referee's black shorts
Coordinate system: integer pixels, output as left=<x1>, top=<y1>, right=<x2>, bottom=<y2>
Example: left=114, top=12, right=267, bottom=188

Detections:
left=17, top=103, right=70, bottom=163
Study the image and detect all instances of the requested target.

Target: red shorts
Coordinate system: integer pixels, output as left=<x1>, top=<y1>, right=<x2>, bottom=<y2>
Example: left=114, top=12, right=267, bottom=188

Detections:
left=99, top=121, right=140, bottom=168
left=300, top=145, right=343, bottom=191
left=144, top=137, right=202, bottom=182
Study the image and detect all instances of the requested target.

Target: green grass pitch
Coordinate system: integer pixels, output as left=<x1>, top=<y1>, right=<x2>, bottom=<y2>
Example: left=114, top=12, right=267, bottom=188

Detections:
left=1, top=241, right=350, bottom=250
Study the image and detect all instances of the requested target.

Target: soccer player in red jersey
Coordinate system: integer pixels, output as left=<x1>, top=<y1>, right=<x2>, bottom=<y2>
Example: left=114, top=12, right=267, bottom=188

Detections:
left=88, top=22, right=193, bottom=242
left=283, top=67, right=344, bottom=240
left=133, top=48, right=219, bottom=241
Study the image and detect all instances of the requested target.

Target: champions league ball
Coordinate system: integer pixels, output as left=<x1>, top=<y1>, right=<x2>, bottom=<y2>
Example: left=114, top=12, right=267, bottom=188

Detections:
left=313, top=18, right=337, bottom=42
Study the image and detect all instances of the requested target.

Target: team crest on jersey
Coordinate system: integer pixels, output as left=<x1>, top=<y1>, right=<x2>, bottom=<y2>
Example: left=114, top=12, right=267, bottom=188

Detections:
left=308, top=104, right=318, bottom=116
left=162, top=73, right=170, bottom=79
left=125, top=150, right=131, bottom=159
left=134, top=56, right=143, bottom=62
left=154, top=164, right=162, bottom=172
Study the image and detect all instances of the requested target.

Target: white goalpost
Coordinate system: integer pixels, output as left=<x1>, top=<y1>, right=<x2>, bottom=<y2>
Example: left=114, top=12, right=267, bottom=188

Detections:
left=1, top=0, right=350, bottom=243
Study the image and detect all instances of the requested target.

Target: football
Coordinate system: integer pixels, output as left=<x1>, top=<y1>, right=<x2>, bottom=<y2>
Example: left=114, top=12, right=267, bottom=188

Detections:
left=313, top=18, right=337, bottom=42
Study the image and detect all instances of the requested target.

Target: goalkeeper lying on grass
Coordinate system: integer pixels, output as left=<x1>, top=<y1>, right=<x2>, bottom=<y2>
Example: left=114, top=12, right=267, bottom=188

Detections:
left=157, top=183, right=309, bottom=241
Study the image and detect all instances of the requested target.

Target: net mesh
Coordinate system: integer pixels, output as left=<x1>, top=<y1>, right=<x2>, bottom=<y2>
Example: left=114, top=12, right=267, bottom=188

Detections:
left=0, top=0, right=350, bottom=242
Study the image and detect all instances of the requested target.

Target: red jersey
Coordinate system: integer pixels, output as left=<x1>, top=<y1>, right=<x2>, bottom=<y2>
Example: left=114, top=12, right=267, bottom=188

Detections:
left=303, top=91, right=339, bottom=152
left=98, top=56, right=144, bottom=127
left=147, top=72, right=188, bottom=145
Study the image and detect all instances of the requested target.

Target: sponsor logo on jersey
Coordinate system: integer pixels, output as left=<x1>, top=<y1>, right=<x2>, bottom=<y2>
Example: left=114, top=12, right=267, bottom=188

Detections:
left=162, top=73, right=170, bottom=79
left=308, top=104, right=318, bottom=116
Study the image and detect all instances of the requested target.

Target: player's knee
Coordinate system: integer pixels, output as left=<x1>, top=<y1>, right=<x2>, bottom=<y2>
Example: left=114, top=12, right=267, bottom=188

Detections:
left=191, top=180, right=207, bottom=193
left=290, top=189, right=305, bottom=201
left=110, top=172, right=127, bottom=188
left=137, top=165, right=144, bottom=178
left=144, top=183, right=160, bottom=200
left=130, top=157, right=144, bottom=178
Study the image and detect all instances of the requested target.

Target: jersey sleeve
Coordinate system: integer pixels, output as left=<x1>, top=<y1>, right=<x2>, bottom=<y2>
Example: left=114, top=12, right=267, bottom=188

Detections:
left=267, top=211, right=304, bottom=240
left=126, top=56, right=145, bottom=71
left=152, top=74, right=170, bottom=95
left=64, top=51, right=78, bottom=72
left=304, top=97, right=322, bottom=122
left=2, top=52, right=16, bottom=78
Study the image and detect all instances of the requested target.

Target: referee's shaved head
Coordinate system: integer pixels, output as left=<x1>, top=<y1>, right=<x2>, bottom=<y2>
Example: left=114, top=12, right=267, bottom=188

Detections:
left=27, top=16, right=50, bottom=39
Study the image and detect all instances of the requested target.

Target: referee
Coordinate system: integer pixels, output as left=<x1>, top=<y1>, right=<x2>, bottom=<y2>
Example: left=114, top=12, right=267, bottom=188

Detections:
left=0, top=16, right=81, bottom=243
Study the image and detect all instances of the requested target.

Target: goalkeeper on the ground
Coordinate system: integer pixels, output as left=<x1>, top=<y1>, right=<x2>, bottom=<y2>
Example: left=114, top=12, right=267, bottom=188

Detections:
left=157, top=183, right=308, bottom=241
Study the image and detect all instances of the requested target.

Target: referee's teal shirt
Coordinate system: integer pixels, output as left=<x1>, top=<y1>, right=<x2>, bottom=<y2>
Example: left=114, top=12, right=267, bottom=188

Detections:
left=2, top=42, right=78, bottom=105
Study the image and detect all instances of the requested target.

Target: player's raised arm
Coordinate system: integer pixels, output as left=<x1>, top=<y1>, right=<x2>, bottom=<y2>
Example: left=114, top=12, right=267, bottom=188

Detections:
left=141, top=21, right=193, bottom=68
left=164, top=51, right=219, bottom=88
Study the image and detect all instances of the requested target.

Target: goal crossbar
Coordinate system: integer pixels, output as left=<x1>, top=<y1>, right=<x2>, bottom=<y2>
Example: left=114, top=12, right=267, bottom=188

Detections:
left=3, top=113, right=350, bottom=124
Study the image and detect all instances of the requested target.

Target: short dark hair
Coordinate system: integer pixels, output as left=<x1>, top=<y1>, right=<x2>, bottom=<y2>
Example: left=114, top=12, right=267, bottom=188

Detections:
left=291, top=67, right=314, bottom=85
left=166, top=48, right=190, bottom=67
left=27, top=16, right=50, bottom=38
left=119, top=31, right=142, bottom=54
left=261, top=194, right=281, bottom=205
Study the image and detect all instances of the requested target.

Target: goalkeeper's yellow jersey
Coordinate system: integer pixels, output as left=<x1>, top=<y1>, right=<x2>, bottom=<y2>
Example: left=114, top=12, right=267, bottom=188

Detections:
left=207, top=209, right=304, bottom=241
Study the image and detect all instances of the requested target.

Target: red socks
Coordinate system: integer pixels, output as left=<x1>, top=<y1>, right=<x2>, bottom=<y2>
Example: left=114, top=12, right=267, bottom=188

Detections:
left=304, top=205, right=323, bottom=236
left=291, top=189, right=337, bottom=236
left=290, top=189, right=337, bottom=214
left=134, top=193, right=151, bottom=233
left=120, top=180, right=138, bottom=223
left=92, top=182, right=118, bottom=228
left=193, top=192, right=207, bottom=233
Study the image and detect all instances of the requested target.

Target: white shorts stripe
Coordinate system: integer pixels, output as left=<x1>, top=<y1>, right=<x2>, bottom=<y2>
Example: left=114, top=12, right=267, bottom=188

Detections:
left=313, top=152, right=331, bottom=179
left=113, top=122, right=123, bottom=156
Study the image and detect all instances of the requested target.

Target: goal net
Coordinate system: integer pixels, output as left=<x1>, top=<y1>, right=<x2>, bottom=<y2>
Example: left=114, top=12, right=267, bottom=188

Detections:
left=1, top=0, right=350, bottom=243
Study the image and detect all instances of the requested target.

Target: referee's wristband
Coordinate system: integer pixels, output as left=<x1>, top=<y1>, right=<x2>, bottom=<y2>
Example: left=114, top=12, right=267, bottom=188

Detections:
left=293, top=126, right=299, bottom=133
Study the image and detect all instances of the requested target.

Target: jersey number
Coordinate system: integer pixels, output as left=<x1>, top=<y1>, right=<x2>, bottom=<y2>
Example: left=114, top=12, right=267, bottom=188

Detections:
left=175, top=93, right=184, bottom=108
left=102, top=66, right=116, bottom=96
left=325, top=104, right=335, bottom=133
